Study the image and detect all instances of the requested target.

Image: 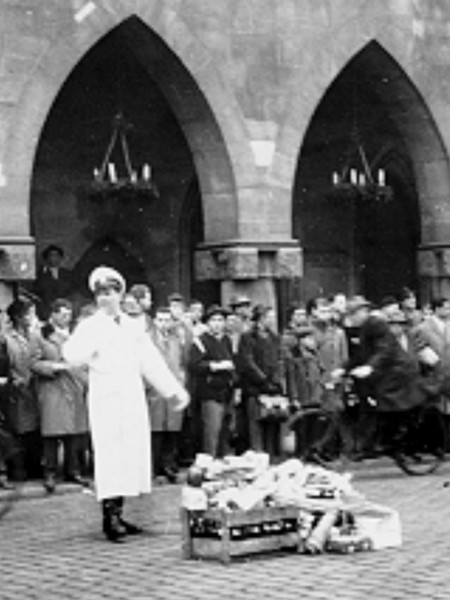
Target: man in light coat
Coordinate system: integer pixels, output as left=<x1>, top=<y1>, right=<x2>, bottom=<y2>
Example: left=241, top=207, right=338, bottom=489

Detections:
left=63, top=266, right=189, bottom=542
left=415, top=297, right=450, bottom=406
left=149, top=307, right=186, bottom=482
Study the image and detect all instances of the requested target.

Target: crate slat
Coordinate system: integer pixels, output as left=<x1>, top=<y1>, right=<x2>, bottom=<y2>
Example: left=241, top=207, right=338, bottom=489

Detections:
left=181, top=506, right=301, bottom=563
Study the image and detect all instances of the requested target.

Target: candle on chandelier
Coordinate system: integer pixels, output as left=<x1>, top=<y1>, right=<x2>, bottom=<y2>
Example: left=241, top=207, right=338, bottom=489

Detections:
left=332, top=172, right=339, bottom=185
left=108, top=162, right=117, bottom=183
left=350, top=169, right=357, bottom=185
left=93, top=167, right=100, bottom=181
left=359, top=173, right=366, bottom=186
left=142, top=164, right=152, bottom=181
left=378, top=169, right=386, bottom=186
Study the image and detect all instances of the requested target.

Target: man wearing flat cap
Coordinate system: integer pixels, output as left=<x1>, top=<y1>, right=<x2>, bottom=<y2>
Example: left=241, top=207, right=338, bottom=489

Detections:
left=227, top=294, right=253, bottom=353
left=34, top=244, right=72, bottom=319
left=229, top=294, right=252, bottom=333
left=63, top=266, right=189, bottom=542
left=188, top=304, right=236, bottom=457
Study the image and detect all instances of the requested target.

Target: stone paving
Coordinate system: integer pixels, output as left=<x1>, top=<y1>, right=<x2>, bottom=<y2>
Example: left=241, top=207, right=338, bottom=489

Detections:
left=1, top=459, right=450, bottom=600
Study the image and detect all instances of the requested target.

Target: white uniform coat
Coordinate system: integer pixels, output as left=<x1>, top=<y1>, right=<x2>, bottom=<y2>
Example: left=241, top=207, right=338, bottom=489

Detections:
left=63, top=310, right=185, bottom=501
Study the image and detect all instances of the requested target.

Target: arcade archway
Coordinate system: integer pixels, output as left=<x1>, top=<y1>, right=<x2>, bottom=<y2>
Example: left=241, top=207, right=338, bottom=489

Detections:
left=293, top=41, right=448, bottom=302
left=30, top=16, right=235, bottom=306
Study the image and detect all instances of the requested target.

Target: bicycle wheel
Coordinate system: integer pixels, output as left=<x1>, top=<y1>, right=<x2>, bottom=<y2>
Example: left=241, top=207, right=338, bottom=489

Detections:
left=395, top=405, right=447, bottom=476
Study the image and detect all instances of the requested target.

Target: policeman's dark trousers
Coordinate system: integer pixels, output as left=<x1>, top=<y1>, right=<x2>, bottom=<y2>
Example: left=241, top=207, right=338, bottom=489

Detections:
left=101, top=496, right=125, bottom=540
left=201, top=400, right=231, bottom=458
left=102, top=496, right=124, bottom=516
left=43, top=435, right=81, bottom=478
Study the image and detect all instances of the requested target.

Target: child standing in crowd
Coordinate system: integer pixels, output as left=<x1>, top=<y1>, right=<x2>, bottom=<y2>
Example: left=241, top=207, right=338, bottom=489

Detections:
left=310, top=299, right=349, bottom=459
left=284, top=326, right=325, bottom=460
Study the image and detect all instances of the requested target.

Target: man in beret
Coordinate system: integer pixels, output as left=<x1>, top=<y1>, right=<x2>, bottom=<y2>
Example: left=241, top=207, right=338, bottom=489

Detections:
left=188, top=305, right=236, bottom=457
left=63, top=266, right=189, bottom=542
left=34, top=244, right=72, bottom=319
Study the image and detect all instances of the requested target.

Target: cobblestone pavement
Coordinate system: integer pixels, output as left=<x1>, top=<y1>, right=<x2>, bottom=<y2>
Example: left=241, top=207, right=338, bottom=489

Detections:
left=1, top=459, right=450, bottom=600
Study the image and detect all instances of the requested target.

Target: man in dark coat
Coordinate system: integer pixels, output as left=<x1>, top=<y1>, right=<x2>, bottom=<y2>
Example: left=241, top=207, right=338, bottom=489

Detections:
left=352, top=316, right=426, bottom=413
left=188, top=305, right=236, bottom=457
left=0, top=331, right=14, bottom=489
left=237, top=305, right=284, bottom=456
left=34, top=245, right=72, bottom=319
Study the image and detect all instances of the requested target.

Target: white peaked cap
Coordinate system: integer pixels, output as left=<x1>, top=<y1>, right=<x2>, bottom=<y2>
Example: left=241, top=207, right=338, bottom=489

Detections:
left=88, top=265, right=126, bottom=294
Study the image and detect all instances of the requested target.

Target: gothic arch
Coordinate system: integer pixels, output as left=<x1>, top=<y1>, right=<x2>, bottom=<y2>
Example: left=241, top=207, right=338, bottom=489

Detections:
left=5, top=5, right=255, bottom=242
left=290, top=38, right=449, bottom=299
left=271, top=35, right=450, bottom=246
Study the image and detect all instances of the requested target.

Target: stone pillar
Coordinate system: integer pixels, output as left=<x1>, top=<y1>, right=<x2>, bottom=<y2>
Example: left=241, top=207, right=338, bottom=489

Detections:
left=417, top=244, right=450, bottom=301
left=195, top=241, right=303, bottom=319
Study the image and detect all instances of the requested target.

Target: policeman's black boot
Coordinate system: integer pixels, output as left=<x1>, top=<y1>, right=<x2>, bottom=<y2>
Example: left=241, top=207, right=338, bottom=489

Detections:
left=102, top=498, right=127, bottom=542
left=116, top=497, right=143, bottom=535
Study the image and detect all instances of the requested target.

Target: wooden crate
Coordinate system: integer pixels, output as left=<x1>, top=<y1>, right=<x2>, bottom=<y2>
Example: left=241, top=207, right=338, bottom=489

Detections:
left=181, top=506, right=301, bottom=564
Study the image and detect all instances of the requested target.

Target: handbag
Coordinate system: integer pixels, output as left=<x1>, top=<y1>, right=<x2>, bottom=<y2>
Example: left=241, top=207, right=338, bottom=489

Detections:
left=257, top=394, right=290, bottom=421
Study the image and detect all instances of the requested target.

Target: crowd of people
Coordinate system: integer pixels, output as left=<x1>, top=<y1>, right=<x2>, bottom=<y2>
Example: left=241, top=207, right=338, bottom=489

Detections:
left=0, top=244, right=449, bottom=501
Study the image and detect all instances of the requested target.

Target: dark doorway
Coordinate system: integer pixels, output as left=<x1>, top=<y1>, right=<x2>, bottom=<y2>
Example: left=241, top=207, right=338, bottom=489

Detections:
left=293, top=42, right=424, bottom=303
left=30, top=17, right=212, bottom=309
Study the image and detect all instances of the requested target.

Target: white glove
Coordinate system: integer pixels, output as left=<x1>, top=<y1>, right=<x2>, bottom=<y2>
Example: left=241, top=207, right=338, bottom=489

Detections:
left=331, top=368, right=345, bottom=381
left=351, top=365, right=373, bottom=379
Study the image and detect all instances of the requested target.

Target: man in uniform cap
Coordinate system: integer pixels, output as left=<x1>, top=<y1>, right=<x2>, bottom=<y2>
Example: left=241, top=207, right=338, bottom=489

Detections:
left=63, top=266, right=189, bottom=542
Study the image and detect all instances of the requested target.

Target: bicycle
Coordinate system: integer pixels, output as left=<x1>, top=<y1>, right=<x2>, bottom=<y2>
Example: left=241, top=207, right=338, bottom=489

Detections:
left=288, top=377, right=448, bottom=476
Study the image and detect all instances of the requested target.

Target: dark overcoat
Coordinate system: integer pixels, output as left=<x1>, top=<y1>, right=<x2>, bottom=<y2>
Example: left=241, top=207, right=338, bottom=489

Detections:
left=359, top=317, right=425, bottom=412
left=4, top=330, right=40, bottom=434
left=188, top=332, right=235, bottom=403
left=237, top=328, right=284, bottom=397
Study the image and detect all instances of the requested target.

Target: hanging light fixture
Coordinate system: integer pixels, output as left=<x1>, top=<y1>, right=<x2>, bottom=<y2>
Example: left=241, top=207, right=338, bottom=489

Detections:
left=329, top=80, right=393, bottom=203
left=90, top=111, right=159, bottom=200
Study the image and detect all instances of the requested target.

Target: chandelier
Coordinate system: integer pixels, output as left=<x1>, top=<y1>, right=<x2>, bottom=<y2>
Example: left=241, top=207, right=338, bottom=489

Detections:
left=328, top=83, right=393, bottom=203
left=90, top=112, right=159, bottom=201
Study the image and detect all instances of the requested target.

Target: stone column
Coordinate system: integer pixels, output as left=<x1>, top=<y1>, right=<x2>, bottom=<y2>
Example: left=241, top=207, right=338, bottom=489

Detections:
left=417, top=244, right=450, bottom=301
left=195, top=241, right=303, bottom=318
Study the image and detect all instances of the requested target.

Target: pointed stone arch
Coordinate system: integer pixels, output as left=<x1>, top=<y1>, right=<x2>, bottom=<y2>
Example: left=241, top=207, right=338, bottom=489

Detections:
left=4, top=4, right=256, bottom=243
left=270, top=36, right=450, bottom=251
left=286, top=37, right=450, bottom=299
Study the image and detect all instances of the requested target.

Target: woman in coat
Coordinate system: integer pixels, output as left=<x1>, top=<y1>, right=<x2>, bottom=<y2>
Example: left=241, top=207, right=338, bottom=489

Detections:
left=3, top=297, right=42, bottom=480
left=32, top=299, right=88, bottom=493
left=63, top=266, right=189, bottom=542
